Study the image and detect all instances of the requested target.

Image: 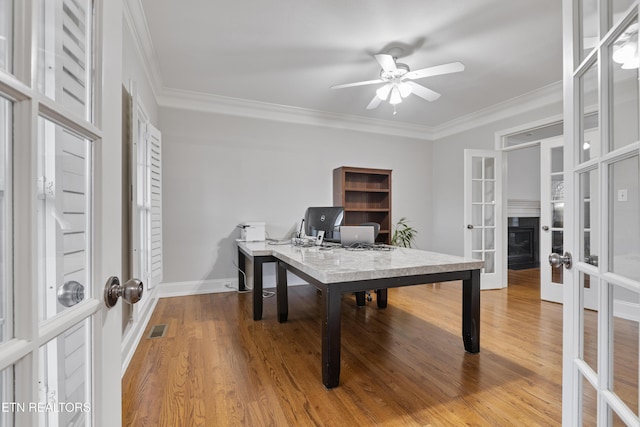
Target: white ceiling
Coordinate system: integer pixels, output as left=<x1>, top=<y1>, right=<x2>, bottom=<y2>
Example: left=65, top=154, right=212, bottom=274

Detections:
left=137, top=0, right=563, bottom=128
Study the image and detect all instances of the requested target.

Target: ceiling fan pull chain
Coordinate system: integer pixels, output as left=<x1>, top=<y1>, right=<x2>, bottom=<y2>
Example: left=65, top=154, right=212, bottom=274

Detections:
left=393, top=105, right=397, bottom=115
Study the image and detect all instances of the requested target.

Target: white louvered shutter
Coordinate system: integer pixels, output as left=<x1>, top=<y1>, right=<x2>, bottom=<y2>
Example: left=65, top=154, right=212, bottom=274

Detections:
left=147, top=123, right=163, bottom=287
left=41, top=0, right=92, bottom=119
left=130, top=93, right=162, bottom=295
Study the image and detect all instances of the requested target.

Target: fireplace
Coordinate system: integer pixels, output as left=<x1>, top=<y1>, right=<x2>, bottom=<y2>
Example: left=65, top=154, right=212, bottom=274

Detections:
left=508, top=217, right=539, bottom=270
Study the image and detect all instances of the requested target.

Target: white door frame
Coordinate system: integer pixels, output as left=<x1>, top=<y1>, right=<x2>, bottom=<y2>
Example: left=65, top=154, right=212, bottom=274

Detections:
left=495, top=112, right=599, bottom=292
left=494, top=114, right=563, bottom=290
left=94, top=1, right=125, bottom=425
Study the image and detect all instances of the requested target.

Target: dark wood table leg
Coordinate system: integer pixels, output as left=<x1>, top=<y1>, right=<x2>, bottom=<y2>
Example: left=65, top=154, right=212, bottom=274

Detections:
left=376, top=289, right=388, bottom=308
left=253, top=258, right=263, bottom=321
left=276, top=261, right=288, bottom=323
left=237, top=247, right=246, bottom=291
left=355, top=291, right=365, bottom=306
left=322, top=285, right=342, bottom=389
left=462, top=269, right=481, bottom=353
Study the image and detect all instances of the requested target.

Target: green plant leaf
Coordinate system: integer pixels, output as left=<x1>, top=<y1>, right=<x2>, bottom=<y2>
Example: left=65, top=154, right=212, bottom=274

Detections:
left=391, top=217, right=417, bottom=248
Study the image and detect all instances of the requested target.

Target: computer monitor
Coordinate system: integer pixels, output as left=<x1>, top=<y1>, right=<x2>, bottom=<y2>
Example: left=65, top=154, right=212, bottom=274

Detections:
left=304, top=207, right=344, bottom=242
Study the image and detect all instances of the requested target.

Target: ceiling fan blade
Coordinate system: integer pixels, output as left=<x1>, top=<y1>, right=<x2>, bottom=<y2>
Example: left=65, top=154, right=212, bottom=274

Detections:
left=406, top=81, right=441, bottom=101
left=331, top=78, right=385, bottom=89
left=374, top=54, right=397, bottom=73
left=404, top=61, right=465, bottom=80
left=375, top=83, right=392, bottom=100
left=366, top=95, right=382, bottom=110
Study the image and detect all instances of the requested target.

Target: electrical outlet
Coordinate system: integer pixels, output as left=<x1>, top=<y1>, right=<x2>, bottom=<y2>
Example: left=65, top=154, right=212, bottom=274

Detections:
left=618, top=189, right=628, bottom=202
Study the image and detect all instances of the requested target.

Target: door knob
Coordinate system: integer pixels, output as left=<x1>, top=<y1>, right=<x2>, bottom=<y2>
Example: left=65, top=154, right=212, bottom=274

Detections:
left=542, top=225, right=549, bottom=231
left=549, top=252, right=572, bottom=270
left=467, top=224, right=474, bottom=229
left=104, top=276, right=144, bottom=308
left=57, top=280, right=85, bottom=307
left=585, top=255, right=598, bottom=266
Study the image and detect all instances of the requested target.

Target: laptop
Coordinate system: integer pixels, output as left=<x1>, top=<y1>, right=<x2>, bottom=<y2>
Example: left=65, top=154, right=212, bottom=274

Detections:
left=339, top=225, right=375, bottom=247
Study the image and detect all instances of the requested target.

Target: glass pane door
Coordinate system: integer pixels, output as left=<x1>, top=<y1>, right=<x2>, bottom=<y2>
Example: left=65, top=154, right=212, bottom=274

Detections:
left=564, top=1, right=640, bottom=425
left=540, top=137, right=564, bottom=303
left=0, top=0, right=124, bottom=425
left=37, top=118, right=92, bottom=320
left=464, top=149, right=503, bottom=289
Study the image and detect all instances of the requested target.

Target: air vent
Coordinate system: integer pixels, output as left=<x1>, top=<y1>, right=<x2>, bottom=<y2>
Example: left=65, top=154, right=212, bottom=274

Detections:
left=147, top=324, right=167, bottom=339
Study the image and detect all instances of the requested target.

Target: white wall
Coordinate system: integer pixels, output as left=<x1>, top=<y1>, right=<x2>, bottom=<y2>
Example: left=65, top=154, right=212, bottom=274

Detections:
left=507, top=146, right=540, bottom=202
left=160, top=107, right=433, bottom=283
left=431, top=102, right=563, bottom=256
left=122, top=21, right=158, bottom=124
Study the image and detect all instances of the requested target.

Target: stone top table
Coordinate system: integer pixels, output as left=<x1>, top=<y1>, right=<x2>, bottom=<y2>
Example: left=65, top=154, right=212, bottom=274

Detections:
left=237, top=241, right=484, bottom=388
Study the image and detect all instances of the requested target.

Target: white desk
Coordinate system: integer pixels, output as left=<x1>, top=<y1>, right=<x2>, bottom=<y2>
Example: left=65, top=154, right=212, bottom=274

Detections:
left=237, top=241, right=484, bottom=388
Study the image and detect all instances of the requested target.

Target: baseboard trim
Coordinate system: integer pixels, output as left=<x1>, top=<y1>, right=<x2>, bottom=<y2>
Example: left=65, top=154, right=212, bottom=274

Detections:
left=156, top=272, right=309, bottom=299
left=156, top=278, right=238, bottom=298
left=121, top=288, right=159, bottom=377
left=613, top=300, right=640, bottom=323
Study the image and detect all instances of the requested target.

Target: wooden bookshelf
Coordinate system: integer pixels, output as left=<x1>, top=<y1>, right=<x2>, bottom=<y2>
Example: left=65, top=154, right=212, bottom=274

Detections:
left=333, top=166, right=392, bottom=244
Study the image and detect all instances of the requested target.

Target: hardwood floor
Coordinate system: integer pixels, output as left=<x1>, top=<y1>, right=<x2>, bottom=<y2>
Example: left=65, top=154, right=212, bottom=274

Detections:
left=123, top=269, right=565, bottom=426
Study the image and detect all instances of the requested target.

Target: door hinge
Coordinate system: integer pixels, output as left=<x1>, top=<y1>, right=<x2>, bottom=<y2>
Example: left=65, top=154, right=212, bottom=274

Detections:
left=37, top=177, right=55, bottom=200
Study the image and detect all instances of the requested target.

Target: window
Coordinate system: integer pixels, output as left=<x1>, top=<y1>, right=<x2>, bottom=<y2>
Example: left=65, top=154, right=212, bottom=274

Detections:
left=132, top=107, right=162, bottom=293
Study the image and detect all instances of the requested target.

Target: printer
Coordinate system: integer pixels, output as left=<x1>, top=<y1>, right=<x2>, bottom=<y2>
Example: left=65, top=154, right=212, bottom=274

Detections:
left=237, top=222, right=266, bottom=242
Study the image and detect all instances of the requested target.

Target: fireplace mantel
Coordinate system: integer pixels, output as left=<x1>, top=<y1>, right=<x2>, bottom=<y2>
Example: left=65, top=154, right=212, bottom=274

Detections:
left=508, top=199, right=541, bottom=218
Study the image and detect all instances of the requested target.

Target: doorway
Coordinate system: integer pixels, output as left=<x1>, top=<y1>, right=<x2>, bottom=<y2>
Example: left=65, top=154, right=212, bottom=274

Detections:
left=502, top=125, right=561, bottom=302
left=505, top=137, right=564, bottom=302
left=506, top=145, right=541, bottom=271
left=499, top=114, right=598, bottom=302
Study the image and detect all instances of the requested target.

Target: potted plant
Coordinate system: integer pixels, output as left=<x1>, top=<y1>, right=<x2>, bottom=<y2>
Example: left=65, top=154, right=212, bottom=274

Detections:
left=391, top=217, right=417, bottom=248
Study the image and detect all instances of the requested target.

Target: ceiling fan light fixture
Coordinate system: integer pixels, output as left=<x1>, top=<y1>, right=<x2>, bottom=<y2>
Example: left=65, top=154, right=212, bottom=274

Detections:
left=389, top=86, right=403, bottom=105
left=612, top=41, right=637, bottom=64
left=398, top=82, right=412, bottom=98
left=376, top=84, right=392, bottom=100
left=330, top=52, right=463, bottom=114
left=622, top=56, right=640, bottom=69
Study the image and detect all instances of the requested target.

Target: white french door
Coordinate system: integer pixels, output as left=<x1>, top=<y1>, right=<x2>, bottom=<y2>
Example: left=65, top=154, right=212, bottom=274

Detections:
left=540, top=136, right=566, bottom=303
left=541, top=133, right=600, bottom=309
left=0, top=0, right=125, bottom=426
left=464, top=149, right=504, bottom=289
left=563, top=0, right=640, bottom=425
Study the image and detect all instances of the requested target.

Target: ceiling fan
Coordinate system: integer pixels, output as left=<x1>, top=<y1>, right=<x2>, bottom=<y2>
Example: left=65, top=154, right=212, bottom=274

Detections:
left=331, top=50, right=465, bottom=114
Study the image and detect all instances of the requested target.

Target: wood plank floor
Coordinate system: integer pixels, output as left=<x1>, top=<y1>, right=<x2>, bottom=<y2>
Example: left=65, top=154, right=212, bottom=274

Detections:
left=123, top=269, right=565, bottom=426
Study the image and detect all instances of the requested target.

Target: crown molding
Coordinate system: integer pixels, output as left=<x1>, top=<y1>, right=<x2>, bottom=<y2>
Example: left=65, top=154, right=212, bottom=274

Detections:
left=156, top=82, right=564, bottom=142
left=123, top=0, right=562, bottom=143
left=120, top=3, right=436, bottom=141
left=157, top=87, right=437, bottom=140
left=430, top=81, right=564, bottom=140
left=123, top=0, right=164, bottom=99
